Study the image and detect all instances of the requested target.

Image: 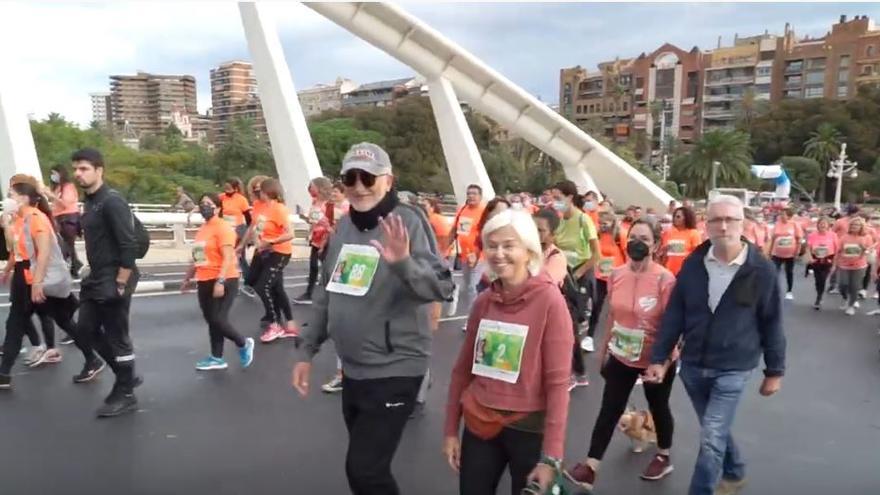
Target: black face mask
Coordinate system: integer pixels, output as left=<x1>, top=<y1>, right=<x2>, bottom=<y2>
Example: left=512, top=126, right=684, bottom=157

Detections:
left=626, top=239, right=650, bottom=261
left=200, top=204, right=215, bottom=221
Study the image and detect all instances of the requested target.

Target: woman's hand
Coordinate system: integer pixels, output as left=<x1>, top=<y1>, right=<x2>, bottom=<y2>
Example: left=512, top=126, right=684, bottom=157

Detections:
left=525, top=463, right=555, bottom=492
left=213, top=281, right=225, bottom=298
left=442, top=436, right=461, bottom=473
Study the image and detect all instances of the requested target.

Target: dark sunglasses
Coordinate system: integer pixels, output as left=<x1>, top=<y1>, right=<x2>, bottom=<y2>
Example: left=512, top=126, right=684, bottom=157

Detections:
left=341, top=169, right=378, bottom=188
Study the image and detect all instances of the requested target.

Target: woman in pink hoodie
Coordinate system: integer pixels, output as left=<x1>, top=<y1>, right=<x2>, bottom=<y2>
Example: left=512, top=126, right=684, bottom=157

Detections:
left=444, top=209, right=574, bottom=494
left=568, top=219, right=678, bottom=489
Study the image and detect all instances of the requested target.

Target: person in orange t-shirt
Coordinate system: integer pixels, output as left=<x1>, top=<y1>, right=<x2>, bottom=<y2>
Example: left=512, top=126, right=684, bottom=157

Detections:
left=421, top=196, right=452, bottom=332
left=182, top=193, right=254, bottom=371
left=449, top=184, right=486, bottom=310
left=770, top=208, right=803, bottom=299
left=660, top=206, right=703, bottom=277
left=589, top=211, right=626, bottom=341
left=221, top=178, right=253, bottom=282
left=253, top=178, right=299, bottom=343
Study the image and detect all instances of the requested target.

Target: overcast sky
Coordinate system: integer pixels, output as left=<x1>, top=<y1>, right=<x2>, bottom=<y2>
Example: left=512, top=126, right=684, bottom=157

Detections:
left=3, top=2, right=880, bottom=126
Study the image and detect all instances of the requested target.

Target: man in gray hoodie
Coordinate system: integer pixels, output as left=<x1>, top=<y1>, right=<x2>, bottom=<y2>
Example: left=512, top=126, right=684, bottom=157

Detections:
left=292, top=142, right=454, bottom=495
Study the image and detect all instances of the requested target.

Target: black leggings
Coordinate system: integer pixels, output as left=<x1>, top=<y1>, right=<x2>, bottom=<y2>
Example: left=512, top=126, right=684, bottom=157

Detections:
left=56, top=213, right=82, bottom=274
left=588, top=356, right=676, bottom=460
left=587, top=278, right=608, bottom=338
left=197, top=279, right=245, bottom=358
left=812, top=263, right=832, bottom=302
left=255, top=252, right=292, bottom=325
left=306, top=245, right=321, bottom=295
left=460, top=427, right=543, bottom=495
left=772, top=256, right=795, bottom=292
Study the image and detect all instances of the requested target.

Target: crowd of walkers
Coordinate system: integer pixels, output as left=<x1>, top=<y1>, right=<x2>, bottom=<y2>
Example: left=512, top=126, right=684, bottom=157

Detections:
left=29, top=140, right=880, bottom=494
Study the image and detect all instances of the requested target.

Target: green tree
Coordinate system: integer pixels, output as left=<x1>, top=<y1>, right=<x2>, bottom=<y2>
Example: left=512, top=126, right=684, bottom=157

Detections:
left=214, top=117, right=275, bottom=182
left=803, top=123, right=842, bottom=202
left=671, top=130, right=752, bottom=197
left=162, top=123, right=185, bottom=153
left=308, top=118, right=384, bottom=177
left=779, top=156, right=822, bottom=198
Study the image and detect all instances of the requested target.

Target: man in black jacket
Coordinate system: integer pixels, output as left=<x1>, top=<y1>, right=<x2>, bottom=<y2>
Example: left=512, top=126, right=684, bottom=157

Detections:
left=72, top=148, right=141, bottom=418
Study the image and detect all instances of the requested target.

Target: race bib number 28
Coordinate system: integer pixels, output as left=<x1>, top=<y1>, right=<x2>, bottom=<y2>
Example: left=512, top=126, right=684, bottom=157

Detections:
left=326, top=244, right=381, bottom=296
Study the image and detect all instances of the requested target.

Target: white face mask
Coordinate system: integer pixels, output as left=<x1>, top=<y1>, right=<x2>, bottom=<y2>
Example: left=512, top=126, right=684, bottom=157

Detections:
left=511, top=202, right=523, bottom=210
left=2, top=197, right=20, bottom=215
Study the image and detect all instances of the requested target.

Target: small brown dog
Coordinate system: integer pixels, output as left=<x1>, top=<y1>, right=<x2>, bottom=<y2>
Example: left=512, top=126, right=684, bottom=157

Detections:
left=618, top=408, right=657, bottom=453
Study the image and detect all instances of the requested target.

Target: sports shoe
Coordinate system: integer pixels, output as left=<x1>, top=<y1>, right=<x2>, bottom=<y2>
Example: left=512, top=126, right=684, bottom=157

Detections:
left=292, top=291, right=313, bottom=305
left=260, top=323, right=285, bottom=343
left=813, top=301, right=821, bottom=311
left=568, top=374, right=590, bottom=391
left=322, top=374, right=343, bottom=393
left=24, top=347, right=46, bottom=366
left=0, top=374, right=11, bottom=390
left=828, top=287, right=840, bottom=295
left=73, top=359, right=106, bottom=383
left=715, top=477, right=747, bottom=495
left=239, top=338, right=255, bottom=368
left=784, top=292, right=793, bottom=300
left=846, top=306, right=856, bottom=316
left=240, top=285, right=257, bottom=299
left=854, top=301, right=861, bottom=309
left=59, top=334, right=75, bottom=345
left=195, top=356, right=228, bottom=371
left=858, top=289, right=867, bottom=300
left=31, top=348, right=62, bottom=367
left=580, top=336, right=595, bottom=353
left=96, top=391, right=138, bottom=418
left=867, top=309, right=880, bottom=316
left=280, top=322, right=301, bottom=339
left=565, top=462, right=596, bottom=490
left=640, top=454, right=674, bottom=481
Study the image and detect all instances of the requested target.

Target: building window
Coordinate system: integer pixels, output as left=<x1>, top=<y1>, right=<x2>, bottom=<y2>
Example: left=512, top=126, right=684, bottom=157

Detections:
left=806, top=58, right=827, bottom=70
left=840, top=55, right=851, bottom=68
left=635, top=77, right=645, bottom=89
left=805, top=86, right=824, bottom=98
left=805, top=72, right=825, bottom=85
left=623, top=101, right=628, bottom=111
left=576, top=105, right=582, bottom=113
left=863, top=65, right=875, bottom=76
left=838, top=85, right=849, bottom=98
left=619, top=75, right=632, bottom=87
left=867, top=45, right=876, bottom=58
left=686, top=71, right=699, bottom=98
left=838, top=70, right=849, bottom=83
left=756, top=66, right=772, bottom=77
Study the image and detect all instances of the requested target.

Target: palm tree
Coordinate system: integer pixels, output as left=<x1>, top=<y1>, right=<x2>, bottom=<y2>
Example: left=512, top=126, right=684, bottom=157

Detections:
left=673, top=130, right=752, bottom=197
left=803, top=123, right=843, bottom=202
left=735, top=87, right=767, bottom=134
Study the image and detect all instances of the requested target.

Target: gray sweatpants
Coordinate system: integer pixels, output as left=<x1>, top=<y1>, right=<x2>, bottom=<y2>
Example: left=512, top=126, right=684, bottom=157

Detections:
left=839, top=267, right=867, bottom=307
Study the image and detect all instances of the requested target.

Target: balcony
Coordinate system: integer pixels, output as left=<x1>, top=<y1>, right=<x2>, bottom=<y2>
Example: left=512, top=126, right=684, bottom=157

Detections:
left=702, top=109, right=736, bottom=120
left=784, top=64, right=804, bottom=75
left=784, top=79, right=803, bottom=89
left=705, top=75, right=754, bottom=87
left=703, top=93, right=742, bottom=103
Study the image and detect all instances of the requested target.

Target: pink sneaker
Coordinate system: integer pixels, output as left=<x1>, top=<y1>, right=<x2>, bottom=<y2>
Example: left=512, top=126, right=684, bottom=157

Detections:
left=260, top=323, right=284, bottom=343
left=280, top=322, right=301, bottom=339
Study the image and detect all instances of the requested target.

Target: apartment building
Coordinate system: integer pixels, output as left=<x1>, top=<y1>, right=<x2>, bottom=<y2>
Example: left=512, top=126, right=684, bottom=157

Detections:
left=89, top=92, right=112, bottom=127
left=342, top=77, right=425, bottom=108
left=298, top=77, right=358, bottom=117
left=209, top=61, right=267, bottom=146
left=109, top=72, right=197, bottom=137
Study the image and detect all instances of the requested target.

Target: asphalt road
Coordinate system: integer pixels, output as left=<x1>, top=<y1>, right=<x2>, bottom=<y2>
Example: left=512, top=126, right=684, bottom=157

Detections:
left=1, top=263, right=879, bottom=494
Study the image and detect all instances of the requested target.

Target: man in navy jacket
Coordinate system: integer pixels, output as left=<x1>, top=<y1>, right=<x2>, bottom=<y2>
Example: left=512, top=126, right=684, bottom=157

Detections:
left=645, top=195, right=786, bottom=495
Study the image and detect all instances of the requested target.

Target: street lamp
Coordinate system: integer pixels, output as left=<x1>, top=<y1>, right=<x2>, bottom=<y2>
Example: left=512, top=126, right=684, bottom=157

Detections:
left=827, top=142, right=858, bottom=213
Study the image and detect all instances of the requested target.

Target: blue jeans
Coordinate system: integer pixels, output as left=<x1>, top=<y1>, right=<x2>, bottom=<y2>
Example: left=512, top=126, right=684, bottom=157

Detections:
left=678, top=365, right=751, bottom=495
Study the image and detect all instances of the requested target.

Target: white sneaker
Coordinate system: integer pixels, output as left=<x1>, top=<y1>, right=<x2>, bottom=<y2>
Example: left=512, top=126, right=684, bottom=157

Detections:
left=784, top=292, right=794, bottom=300
left=845, top=306, right=856, bottom=316
left=854, top=301, right=861, bottom=309
left=859, top=289, right=867, bottom=299
left=24, top=346, right=46, bottom=366
left=580, top=336, right=595, bottom=353
left=868, top=309, right=880, bottom=316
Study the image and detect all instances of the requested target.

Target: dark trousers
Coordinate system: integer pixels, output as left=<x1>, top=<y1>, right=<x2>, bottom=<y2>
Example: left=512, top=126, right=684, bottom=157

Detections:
left=306, top=245, right=321, bottom=295
left=572, top=321, right=585, bottom=376
left=587, top=278, right=608, bottom=338
left=459, top=426, right=543, bottom=495
left=862, top=264, right=871, bottom=291
left=56, top=213, right=82, bottom=275
left=196, top=279, right=245, bottom=358
left=254, top=252, right=292, bottom=325
left=1, top=265, right=91, bottom=373
left=342, top=375, right=422, bottom=495
left=77, top=294, right=137, bottom=392
left=576, top=269, right=594, bottom=323
left=772, top=256, right=794, bottom=292
left=812, top=263, right=832, bottom=302
left=588, top=356, right=676, bottom=460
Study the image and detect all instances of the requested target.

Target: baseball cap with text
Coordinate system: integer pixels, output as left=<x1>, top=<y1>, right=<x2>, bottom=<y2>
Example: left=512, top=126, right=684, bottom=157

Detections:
left=340, top=143, right=393, bottom=177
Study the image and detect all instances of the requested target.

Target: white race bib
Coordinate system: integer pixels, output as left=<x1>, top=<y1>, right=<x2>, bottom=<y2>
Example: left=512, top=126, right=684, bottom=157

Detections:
left=326, top=244, right=381, bottom=296
left=776, top=236, right=794, bottom=248
left=843, top=243, right=863, bottom=258
left=812, top=245, right=829, bottom=258
left=608, top=322, right=646, bottom=363
left=472, top=319, right=529, bottom=384
left=458, top=217, right=473, bottom=236
left=666, top=239, right=686, bottom=255
left=598, top=258, right=614, bottom=277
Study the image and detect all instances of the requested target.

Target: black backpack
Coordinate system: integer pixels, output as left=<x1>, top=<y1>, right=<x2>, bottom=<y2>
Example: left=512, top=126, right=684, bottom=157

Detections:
left=105, top=190, right=150, bottom=259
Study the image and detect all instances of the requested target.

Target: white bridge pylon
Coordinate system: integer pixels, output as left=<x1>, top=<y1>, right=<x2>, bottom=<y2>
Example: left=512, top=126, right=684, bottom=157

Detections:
left=303, top=1, right=673, bottom=210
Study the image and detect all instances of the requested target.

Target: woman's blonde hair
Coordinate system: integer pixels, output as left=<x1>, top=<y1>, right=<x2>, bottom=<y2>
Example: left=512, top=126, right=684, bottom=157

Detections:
left=481, top=210, right=544, bottom=277
left=310, top=177, right=333, bottom=201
